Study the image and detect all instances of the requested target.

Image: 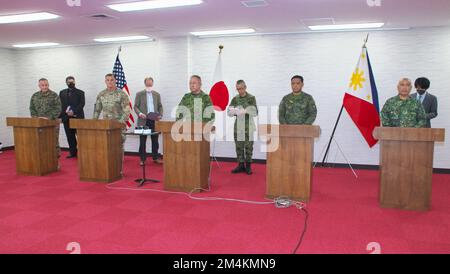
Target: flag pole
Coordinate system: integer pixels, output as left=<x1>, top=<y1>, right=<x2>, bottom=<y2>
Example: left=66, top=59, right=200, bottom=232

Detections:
left=320, top=105, right=344, bottom=167
left=320, top=35, right=369, bottom=167
left=363, top=33, right=369, bottom=48
left=209, top=45, right=224, bottom=168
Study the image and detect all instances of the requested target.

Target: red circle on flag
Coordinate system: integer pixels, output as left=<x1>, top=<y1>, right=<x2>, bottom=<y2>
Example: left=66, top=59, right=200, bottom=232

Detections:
left=209, top=81, right=229, bottom=111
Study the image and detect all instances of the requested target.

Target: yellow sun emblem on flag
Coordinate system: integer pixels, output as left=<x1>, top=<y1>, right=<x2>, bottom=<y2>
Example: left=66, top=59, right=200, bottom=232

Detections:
left=350, top=68, right=366, bottom=91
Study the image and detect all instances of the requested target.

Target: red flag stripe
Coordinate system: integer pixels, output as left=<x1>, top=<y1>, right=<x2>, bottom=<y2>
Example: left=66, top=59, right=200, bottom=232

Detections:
left=343, top=93, right=380, bottom=147
left=123, top=84, right=135, bottom=125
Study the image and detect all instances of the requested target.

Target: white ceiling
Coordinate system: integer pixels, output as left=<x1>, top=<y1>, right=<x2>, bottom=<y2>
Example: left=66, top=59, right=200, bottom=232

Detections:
left=1, top=0, right=450, bottom=48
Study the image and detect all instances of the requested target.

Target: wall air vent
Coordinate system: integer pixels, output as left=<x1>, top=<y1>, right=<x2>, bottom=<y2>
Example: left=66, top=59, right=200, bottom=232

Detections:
left=241, top=0, right=268, bottom=8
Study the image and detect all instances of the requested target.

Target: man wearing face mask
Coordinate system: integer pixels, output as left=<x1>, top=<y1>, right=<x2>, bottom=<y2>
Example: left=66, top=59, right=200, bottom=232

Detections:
left=59, top=76, right=85, bottom=158
left=410, top=77, right=438, bottom=128
left=134, top=77, right=164, bottom=166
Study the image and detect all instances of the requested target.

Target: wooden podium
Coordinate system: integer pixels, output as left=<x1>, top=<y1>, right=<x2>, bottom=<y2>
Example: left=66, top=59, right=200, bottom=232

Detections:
left=155, top=121, right=211, bottom=192
left=6, top=117, right=59, bottom=176
left=259, top=124, right=321, bottom=202
left=374, top=127, right=445, bottom=211
left=70, top=119, right=124, bottom=183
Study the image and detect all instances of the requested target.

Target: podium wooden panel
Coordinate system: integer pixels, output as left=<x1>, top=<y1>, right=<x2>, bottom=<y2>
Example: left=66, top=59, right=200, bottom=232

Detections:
left=374, top=127, right=445, bottom=211
left=259, top=124, right=321, bottom=202
left=155, top=121, right=211, bottom=192
left=70, top=119, right=124, bottom=183
left=6, top=117, right=59, bottom=176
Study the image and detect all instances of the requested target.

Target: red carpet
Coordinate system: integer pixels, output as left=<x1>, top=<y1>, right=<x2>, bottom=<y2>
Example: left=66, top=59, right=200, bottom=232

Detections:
left=0, top=150, right=449, bottom=254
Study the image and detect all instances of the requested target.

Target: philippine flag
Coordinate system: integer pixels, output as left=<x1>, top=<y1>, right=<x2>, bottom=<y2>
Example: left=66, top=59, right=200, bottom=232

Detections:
left=343, top=46, right=381, bottom=147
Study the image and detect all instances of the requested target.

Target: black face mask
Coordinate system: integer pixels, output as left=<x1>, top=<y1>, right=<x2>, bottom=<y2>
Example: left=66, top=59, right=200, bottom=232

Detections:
left=417, top=89, right=426, bottom=95
left=67, top=83, right=75, bottom=89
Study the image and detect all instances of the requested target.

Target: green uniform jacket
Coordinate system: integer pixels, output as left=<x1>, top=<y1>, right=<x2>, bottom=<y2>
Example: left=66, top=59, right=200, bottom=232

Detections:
left=93, top=88, right=132, bottom=123
left=227, top=92, right=258, bottom=134
left=175, top=91, right=215, bottom=122
left=278, top=92, right=317, bottom=125
left=381, top=95, right=427, bottom=128
left=29, top=90, right=61, bottom=120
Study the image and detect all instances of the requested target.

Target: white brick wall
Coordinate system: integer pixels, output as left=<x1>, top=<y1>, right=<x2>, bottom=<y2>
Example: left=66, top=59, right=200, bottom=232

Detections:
left=190, top=27, right=450, bottom=168
left=0, top=48, right=18, bottom=146
left=12, top=41, right=161, bottom=151
left=5, top=27, right=450, bottom=168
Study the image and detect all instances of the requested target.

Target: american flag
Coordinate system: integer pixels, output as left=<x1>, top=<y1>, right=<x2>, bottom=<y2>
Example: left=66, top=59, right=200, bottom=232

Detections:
left=113, top=54, right=135, bottom=128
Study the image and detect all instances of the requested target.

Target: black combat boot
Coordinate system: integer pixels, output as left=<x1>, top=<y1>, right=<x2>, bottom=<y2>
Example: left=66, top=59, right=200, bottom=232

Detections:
left=245, top=162, right=253, bottom=175
left=232, top=162, right=245, bottom=174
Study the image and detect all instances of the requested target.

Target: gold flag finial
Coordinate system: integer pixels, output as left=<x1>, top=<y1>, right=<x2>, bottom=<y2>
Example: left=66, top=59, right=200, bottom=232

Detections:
left=219, top=45, right=224, bottom=54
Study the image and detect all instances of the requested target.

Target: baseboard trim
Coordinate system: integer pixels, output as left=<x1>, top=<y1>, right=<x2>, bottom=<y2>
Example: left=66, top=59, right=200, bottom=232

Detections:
left=2, top=146, right=15, bottom=151
left=4, top=146, right=449, bottom=174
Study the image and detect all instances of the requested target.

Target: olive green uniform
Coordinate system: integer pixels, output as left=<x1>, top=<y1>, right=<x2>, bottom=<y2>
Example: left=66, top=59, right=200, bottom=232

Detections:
left=175, top=91, right=215, bottom=122
left=29, top=90, right=62, bottom=156
left=93, top=88, right=131, bottom=144
left=227, top=92, right=258, bottom=163
left=278, top=92, right=317, bottom=125
left=381, top=95, right=427, bottom=128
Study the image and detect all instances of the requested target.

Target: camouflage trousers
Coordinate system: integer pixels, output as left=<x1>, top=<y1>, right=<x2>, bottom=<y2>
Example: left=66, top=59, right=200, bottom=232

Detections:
left=234, top=131, right=254, bottom=163
left=235, top=140, right=254, bottom=163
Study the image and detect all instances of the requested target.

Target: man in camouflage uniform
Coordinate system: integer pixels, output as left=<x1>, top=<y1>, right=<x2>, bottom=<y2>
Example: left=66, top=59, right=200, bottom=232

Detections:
left=175, top=75, right=215, bottom=123
left=227, top=80, right=258, bottom=175
left=381, top=78, right=427, bottom=128
left=279, top=75, right=317, bottom=125
left=29, top=78, right=62, bottom=158
left=93, top=73, right=131, bottom=173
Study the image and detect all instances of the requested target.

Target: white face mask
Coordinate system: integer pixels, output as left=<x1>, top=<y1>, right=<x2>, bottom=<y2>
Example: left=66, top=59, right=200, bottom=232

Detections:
left=145, top=87, right=152, bottom=92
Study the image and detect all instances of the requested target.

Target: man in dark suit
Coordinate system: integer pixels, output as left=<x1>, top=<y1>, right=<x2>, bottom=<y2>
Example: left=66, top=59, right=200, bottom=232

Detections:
left=59, top=76, right=85, bottom=158
left=411, top=77, right=438, bottom=128
left=134, top=77, right=163, bottom=165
